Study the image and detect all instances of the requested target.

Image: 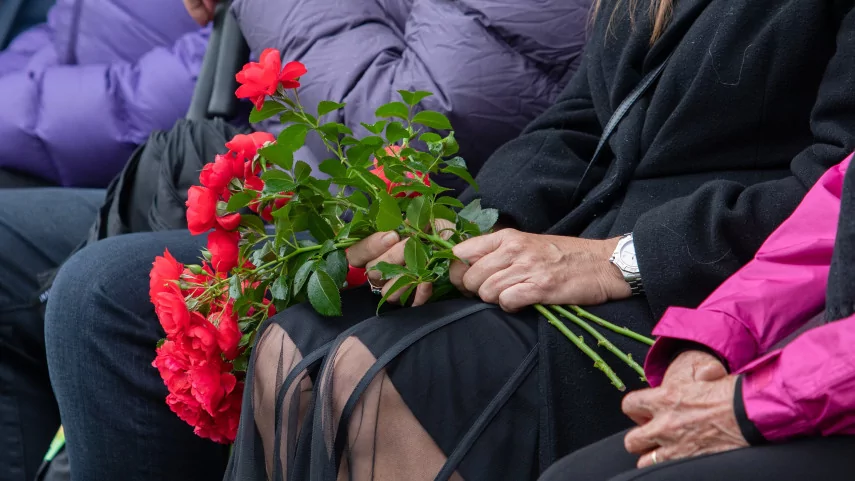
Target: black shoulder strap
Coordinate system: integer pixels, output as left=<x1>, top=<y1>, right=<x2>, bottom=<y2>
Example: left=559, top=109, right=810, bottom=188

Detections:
left=568, top=55, right=672, bottom=208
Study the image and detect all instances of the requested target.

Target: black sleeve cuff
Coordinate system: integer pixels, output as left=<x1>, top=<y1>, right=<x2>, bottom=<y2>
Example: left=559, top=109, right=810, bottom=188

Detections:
left=734, top=375, right=767, bottom=445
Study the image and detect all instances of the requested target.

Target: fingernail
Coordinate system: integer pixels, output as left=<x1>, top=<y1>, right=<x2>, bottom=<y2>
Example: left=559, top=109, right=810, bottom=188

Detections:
left=382, top=232, right=399, bottom=247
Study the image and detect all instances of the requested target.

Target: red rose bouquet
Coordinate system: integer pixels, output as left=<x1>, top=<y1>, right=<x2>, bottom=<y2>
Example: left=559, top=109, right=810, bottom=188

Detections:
left=150, top=49, right=654, bottom=443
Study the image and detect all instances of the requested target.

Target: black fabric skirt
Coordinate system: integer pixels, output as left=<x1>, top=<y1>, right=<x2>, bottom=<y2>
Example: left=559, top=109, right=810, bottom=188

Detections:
left=226, top=288, right=653, bottom=481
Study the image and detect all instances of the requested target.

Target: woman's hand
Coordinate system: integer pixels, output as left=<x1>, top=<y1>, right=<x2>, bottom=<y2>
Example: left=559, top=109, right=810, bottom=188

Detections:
left=621, top=361, right=748, bottom=468
left=183, top=0, right=218, bottom=26
left=449, top=229, right=631, bottom=311
left=345, top=231, right=434, bottom=306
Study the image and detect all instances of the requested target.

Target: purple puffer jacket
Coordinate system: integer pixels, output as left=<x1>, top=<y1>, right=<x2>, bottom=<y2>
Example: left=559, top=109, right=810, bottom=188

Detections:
left=232, top=0, right=591, bottom=187
left=0, top=0, right=208, bottom=187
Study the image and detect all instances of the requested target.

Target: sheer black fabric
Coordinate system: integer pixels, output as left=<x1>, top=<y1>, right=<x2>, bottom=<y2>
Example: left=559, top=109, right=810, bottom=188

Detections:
left=226, top=288, right=641, bottom=481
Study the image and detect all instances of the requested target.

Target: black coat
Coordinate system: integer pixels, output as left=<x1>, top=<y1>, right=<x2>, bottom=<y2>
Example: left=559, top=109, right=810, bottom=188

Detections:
left=461, top=0, right=855, bottom=461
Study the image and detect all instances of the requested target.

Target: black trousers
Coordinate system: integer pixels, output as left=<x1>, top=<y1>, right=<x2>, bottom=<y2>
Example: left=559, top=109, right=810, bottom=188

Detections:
left=539, top=430, right=855, bottom=481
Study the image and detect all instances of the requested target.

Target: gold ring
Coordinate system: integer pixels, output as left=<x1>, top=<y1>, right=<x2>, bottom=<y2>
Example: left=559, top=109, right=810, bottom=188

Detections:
left=651, top=451, right=659, bottom=465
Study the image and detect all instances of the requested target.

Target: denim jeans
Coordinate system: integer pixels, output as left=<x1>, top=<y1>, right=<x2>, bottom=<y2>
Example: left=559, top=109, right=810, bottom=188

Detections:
left=0, top=188, right=103, bottom=481
left=45, top=230, right=229, bottom=481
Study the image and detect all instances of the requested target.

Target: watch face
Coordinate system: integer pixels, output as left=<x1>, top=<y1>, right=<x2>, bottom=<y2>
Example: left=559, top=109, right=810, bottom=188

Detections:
left=617, top=238, right=640, bottom=274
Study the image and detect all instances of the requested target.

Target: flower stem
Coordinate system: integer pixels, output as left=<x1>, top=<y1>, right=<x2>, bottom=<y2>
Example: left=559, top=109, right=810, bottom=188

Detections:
left=534, top=304, right=625, bottom=391
left=551, top=306, right=646, bottom=381
left=569, top=306, right=655, bottom=346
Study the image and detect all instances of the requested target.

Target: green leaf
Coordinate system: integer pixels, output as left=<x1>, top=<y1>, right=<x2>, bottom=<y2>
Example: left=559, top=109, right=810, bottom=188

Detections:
left=318, top=122, right=353, bottom=138
left=405, top=196, right=431, bottom=230
left=431, top=249, right=459, bottom=261
left=305, top=211, right=334, bottom=242
left=435, top=197, right=464, bottom=208
left=259, top=143, right=294, bottom=170
left=374, top=191, right=403, bottom=231
left=399, top=284, right=417, bottom=306
left=307, top=270, right=342, bottom=316
left=411, top=110, right=452, bottom=130
left=261, top=171, right=298, bottom=194
left=474, top=208, right=499, bottom=233
left=347, top=191, right=370, bottom=209
left=361, top=120, right=388, bottom=135
left=323, top=250, right=348, bottom=287
left=375, top=102, right=409, bottom=121
left=441, top=132, right=459, bottom=156
left=279, top=110, right=305, bottom=125
left=404, top=237, right=428, bottom=273
left=398, top=90, right=433, bottom=106
left=229, top=275, right=243, bottom=300
left=444, top=156, right=467, bottom=169
left=419, top=132, right=442, bottom=143
left=385, top=122, right=410, bottom=144
left=226, top=191, right=255, bottom=211
left=249, top=101, right=288, bottom=123
left=432, top=204, right=458, bottom=223
left=240, top=214, right=267, bottom=232
left=370, top=261, right=410, bottom=280
left=390, top=182, right=433, bottom=197
left=270, top=275, right=290, bottom=301
left=377, top=275, right=416, bottom=313
left=317, top=100, right=346, bottom=116
left=294, top=160, right=313, bottom=184
left=318, top=158, right=346, bottom=178
left=277, top=124, right=309, bottom=153
left=442, top=166, right=477, bottom=191
left=294, top=260, right=316, bottom=294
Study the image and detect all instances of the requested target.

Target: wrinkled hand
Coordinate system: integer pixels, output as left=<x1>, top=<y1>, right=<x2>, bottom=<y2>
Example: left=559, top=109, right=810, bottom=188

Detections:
left=622, top=358, right=747, bottom=468
left=345, top=220, right=456, bottom=306
left=449, top=230, right=630, bottom=312
left=183, top=0, right=218, bottom=25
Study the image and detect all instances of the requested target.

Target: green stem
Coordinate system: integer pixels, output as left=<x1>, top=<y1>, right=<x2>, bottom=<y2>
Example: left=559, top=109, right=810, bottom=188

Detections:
left=569, top=306, right=655, bottom=346
left=534, top=304, right=625, bottom=391
left=551, top=306, right=646, bottom=381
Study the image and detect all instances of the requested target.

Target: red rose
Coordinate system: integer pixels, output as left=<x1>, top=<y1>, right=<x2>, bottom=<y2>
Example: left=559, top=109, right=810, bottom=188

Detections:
left=186, top=186, right=218, bottom=235
left=188, top=357, right=235, bottom=416
left=184, top=311, right=221, bottom=359
left=207, top=228, right=241, bottom=273
left=235, top=49, right=283, bottom=110
left=153, top=291, right=192, bottom=337
left=225, top=132, right=275, bottom=163
left=370, top=146, right=429, bottom=198
left=150, top=249, right=183, bottom=301
left=192, top=381, right=243, bottom=444
left=200, top=154, right=244, bottom=193
left=278, top=60, right=307, bottom=89
left=345, top=266, right=367, bottom=289
left=153, top=339, right=192, bottom=388
left=209, top=303, right=241, bottom=360
left=216, top=212, right=241, bottom=231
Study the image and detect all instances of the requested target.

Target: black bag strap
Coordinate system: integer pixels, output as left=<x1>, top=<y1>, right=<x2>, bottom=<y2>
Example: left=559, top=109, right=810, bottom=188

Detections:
left=186, top=1, right=249, bottom=120
left=568, top=55, right=672, bottom=208
left=0, top=0, right=27, bottom=48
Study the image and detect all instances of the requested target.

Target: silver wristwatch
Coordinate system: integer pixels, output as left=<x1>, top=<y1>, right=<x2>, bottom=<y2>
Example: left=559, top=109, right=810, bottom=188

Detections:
left=609, top=233, right=644, bottom=296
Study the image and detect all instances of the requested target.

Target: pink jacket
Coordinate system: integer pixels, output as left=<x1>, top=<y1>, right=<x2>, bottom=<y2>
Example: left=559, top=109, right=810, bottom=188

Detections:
left=644, top=154, right=855, bottom=442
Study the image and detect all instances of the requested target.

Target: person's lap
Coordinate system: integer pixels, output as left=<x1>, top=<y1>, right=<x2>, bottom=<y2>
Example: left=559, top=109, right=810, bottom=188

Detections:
left=44, top=229, right=229, bottom=481
left=0, top=187, right=103, bottom=481
left=539, top=429, right=855, bottom=481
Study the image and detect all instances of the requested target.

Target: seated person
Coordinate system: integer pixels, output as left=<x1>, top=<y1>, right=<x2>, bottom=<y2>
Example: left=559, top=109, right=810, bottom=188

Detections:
left=1, top=0, right=591, bottom=479
left=0, top=0, right=208, bottom=187
left=46, top=0, right=855, bottom=480
left=539, top=154, right=855, bottom=480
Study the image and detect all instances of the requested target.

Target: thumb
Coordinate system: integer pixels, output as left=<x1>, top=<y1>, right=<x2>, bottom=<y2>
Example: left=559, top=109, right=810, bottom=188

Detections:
left=695, top=361, right=728, bottom=382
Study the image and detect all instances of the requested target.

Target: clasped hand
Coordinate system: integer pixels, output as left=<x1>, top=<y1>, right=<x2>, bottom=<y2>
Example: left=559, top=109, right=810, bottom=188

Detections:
left=622, top=350, right=749, bottom=468
left=345, top=228, right=631, bottom=311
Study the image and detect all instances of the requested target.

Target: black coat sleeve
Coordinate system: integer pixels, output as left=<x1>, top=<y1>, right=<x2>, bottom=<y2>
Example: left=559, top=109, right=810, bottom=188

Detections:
left=635, top=6, right=855, bottom=316
left=458, top=58, right=602, bottom=233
